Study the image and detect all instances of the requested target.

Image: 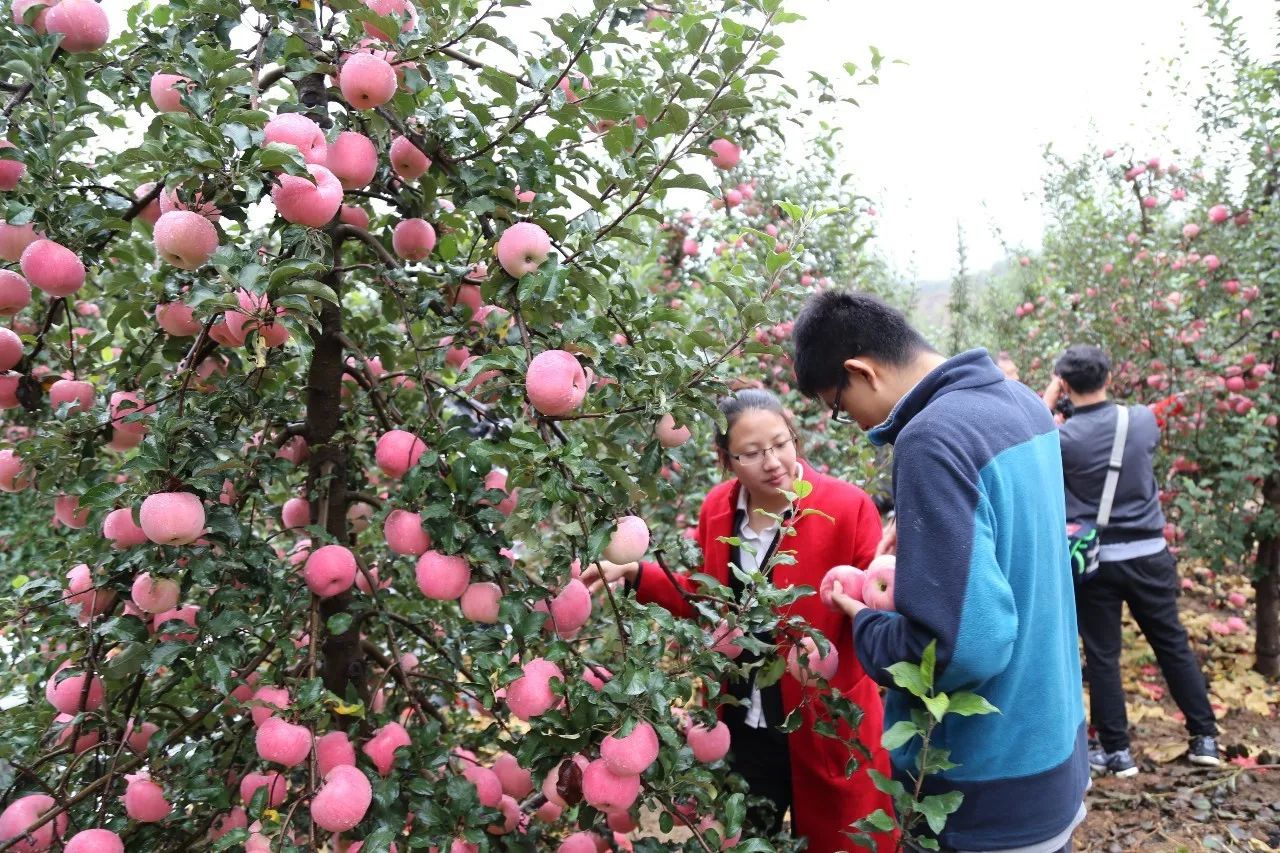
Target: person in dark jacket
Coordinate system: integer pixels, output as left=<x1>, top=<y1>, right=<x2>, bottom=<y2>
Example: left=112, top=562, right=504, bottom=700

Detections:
left=581, top=389, right=896, bottom=852
left=1043, top=345, right=1220, bottom=776
left=793, top=290, right=1088, bottom=853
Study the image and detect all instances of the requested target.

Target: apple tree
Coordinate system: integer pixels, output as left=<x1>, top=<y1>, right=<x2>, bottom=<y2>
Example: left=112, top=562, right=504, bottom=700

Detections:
left=0, top=0, right=898, bottom=850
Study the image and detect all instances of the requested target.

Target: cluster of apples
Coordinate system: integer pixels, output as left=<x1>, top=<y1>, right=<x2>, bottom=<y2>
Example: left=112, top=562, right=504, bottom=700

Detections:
left=0, top=801, right=131, bottom=853
left=481, top=714, right=730, bottom=852
left=11, top=0, right=110, bottom=52
left=819, top=554, right=897, bottom=613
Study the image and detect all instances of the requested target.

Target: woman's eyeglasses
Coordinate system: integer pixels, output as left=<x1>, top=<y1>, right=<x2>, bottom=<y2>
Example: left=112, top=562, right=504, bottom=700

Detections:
left=730, top=435, right=797, bottom=465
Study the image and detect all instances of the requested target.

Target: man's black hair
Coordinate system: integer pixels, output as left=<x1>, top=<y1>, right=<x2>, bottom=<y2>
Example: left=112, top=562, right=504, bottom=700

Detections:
left=1054, top=345, right=1111, bottom=394
left=792, top=290, right=935, bottom=397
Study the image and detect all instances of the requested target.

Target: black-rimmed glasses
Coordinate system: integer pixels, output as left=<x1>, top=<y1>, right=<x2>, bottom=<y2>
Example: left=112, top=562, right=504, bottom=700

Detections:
left=829, top=373, right=854, bottom=424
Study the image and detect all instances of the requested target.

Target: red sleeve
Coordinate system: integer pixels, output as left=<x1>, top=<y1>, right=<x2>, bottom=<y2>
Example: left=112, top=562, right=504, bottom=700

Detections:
left=633, top=493, right=716, bottom=619
left=634, top=559, right=698, bottom=618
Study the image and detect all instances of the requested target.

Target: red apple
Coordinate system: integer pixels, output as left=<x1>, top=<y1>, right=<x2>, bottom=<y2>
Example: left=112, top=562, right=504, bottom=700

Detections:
left=862, top=555, right=896, bottom=611
left=495, top=222, right=551, bottom=278
left=708, top=138, right=741, bottom=169
left=327, top=131, right=378, bottom=190
left=389, top=135, right=430, bottom=180
left=154, top=211, right=218, bottom=270
left=819, top=564, right=865, bottom=610
left=45, top=0, right=110, bottom=53
left=262, top=113, right=327, bottom=166
left=20, top=238, right=85, bottom=296
left=149, top=73, right=191, bottom=113
left=524, top=349, right=587, bottom=416
left=392, top=218, right=436, bottom=261
left=340, top=52, right=397, bottom=109
left=271, top=164, right=343, bottom=228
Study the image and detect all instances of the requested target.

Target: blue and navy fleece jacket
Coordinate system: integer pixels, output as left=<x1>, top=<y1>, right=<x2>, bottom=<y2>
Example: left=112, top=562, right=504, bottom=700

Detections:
left=853, top=349, right=1088, bottom=851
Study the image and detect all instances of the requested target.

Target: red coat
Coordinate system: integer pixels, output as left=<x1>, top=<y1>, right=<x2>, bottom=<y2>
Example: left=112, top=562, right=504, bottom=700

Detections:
left=635, top=465, right=897, bottom=852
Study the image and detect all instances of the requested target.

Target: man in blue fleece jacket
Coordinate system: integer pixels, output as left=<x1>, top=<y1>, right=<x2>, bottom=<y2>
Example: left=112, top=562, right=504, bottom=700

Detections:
left=791, top=291, right=1089, bottom=852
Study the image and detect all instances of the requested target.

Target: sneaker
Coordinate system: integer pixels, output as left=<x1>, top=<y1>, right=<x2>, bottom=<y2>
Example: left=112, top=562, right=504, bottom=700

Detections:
left=1188, top=735, right=1221, bottom=766
left=1088, top=745, right=1139, bottom=777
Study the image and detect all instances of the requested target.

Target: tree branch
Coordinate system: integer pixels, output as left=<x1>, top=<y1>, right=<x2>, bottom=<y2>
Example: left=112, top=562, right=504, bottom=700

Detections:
left=455, top=7, right=610, bottom=164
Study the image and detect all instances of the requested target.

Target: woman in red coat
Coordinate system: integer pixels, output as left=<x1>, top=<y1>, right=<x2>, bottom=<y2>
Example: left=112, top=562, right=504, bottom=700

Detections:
left=582, top=389, right=896, bottom=853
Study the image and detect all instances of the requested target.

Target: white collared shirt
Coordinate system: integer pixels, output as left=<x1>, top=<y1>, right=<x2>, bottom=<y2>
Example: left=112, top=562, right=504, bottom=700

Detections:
left=734, top=464, right=803, bottom=728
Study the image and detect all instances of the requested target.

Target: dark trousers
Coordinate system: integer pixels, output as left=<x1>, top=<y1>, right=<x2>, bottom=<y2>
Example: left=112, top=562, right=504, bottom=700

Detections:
left=724, top=707, right=792, bottom=836
left=1076, top=547, right=1217, bottom=752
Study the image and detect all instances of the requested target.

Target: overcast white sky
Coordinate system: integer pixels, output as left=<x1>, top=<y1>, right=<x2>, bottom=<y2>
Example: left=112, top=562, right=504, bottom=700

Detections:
left=100, top=0, right=1276, bottom=281
left=778, top=0, right=1278, bottom=280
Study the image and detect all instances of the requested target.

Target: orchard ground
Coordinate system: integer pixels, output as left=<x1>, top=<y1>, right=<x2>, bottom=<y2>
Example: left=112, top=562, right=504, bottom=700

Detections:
left=1078, top=563, right=1278, bottom=852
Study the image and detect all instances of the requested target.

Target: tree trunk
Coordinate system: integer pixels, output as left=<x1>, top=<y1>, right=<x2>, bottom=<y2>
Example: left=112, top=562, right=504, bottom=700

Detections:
left=292, top=15, right=361, bottom=698
left=307, top=239, right=365, bottom=702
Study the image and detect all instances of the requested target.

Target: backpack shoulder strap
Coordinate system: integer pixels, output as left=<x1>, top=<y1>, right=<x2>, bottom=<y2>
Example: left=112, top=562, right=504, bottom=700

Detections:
left=1097, top=406, right=1129, bottom=528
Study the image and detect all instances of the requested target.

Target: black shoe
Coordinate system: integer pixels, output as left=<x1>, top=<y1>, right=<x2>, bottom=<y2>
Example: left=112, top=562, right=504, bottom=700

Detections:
left=1088, top=745, right=1139, bottom=777
left=1188, top=735, right=1221, bottom=766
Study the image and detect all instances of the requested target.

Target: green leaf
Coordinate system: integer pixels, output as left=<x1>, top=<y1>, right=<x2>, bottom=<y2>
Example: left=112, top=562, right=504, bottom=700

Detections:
left=921, top=692, right=950, bottom=722
left=648, top=103, right=689, bottom=137
left=777, top=706, right=805, bottom=733
left=256, top=144, right=308, bottom=174
left=479, top=66, right=517, bottom=102
left=765, top=249, right=792, bottom=275
left=867, top=769, right=908, bottom=799
left=584, top=89, right=633, bottom=121
left=754, top=655, right=787, bottom=689
left=881, top=719, right=920, bottom=751
left=148, top=642, right=188, bottom=673
left=355, top=827, right=397, bottom=853
left=708, top=92, right=754, bottom=114
left=723, top=792, right=746, bottom=836
left=791, top=478, right=813, bottom=499
left=885, top=660, right=928, bottom=698
left=326, top=613, right=353, bottom=635
left=277, top=278, right=339, bottom=306
left=103, top=642, right=148, bottom=679
left=946, top=692, right=1000, bottom=716
left=920, top=639, right=937, bottom=689
left=860, top=809, right=897, bottom=833
left=729, top=842, right=775, bottom=853
left=661, top=173, right=713, bottom=194
left=204, top=508, right=242, bottom=543
left=917, top=790, right=965, bottom=835
left=220, top=122, right=253, bottom=150
left=78, top=482, right=126, bottom=510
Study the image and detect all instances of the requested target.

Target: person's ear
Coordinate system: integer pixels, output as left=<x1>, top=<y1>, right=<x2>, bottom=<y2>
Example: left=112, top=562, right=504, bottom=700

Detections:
left=843, top=357, right=882, bottom=392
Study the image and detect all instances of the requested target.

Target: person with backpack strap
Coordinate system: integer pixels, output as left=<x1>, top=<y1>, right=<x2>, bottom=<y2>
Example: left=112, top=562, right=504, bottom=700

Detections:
left=1045, top=346, right=1220, bottom=776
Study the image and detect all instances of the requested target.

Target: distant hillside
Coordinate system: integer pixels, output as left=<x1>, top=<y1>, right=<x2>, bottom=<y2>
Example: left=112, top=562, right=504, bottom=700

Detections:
left=904, top=258, right=1013, bottom=338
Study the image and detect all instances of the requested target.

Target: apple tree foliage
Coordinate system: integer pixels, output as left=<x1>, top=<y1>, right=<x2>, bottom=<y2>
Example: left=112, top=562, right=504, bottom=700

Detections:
left=0, top=0, right=898, bottom=850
